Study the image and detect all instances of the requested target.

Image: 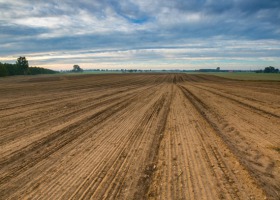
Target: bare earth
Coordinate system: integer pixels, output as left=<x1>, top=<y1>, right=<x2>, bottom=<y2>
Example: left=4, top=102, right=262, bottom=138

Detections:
left=0, top=74, right=279, bottom=200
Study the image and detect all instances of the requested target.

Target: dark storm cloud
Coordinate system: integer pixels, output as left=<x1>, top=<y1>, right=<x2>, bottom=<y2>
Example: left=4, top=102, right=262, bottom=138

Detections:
left=0, top=0, right=279, bottom=69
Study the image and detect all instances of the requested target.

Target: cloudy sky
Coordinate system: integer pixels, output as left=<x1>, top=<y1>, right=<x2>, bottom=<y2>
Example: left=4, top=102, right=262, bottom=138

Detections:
left=0, top=0, right=279, bottom=70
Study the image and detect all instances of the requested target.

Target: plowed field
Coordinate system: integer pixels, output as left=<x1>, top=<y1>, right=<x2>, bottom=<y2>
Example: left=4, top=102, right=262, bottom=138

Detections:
left=0, top=74, right=279, bottom=199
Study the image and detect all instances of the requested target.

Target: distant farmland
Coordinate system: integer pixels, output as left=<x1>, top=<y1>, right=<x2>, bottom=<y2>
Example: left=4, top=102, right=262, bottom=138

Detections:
left=0, top=74, right=279, bottom=199
left=190, top=72, right=280, bottom=81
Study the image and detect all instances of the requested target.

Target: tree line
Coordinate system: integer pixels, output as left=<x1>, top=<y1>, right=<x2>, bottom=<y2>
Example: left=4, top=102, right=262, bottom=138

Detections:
left=255, top=66, right=279, bottom=73
left=0, top=57, right=57, bottom=77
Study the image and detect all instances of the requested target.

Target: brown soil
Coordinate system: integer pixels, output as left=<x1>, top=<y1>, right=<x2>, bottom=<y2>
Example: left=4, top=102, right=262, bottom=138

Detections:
left=0, top=74, right=279, bottom=199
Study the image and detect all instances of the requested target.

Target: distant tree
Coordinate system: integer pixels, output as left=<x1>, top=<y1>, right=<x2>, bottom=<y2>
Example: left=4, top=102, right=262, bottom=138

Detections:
left=264, top=66, right=279, bottom=73
left=6, top=63, right=21, bottom=75
left=28, top=67, right=57, bottom=75
left=16, top=56, right=29, bottom=74
left=0, top=63, right=8, bottom=77
left=0, top=58, right=57, bottom=77
left=72, top=65, right=83, bottom=72
left=216, top=67, right=220, bottom=71
left=0, top=62, right=21, bottom=76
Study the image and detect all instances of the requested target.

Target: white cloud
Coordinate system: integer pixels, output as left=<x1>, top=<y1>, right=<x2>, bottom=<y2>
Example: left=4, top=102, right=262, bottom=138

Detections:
left=1, top=38, right=279, bottom=70
left=0, top=0, right=279, bottom=70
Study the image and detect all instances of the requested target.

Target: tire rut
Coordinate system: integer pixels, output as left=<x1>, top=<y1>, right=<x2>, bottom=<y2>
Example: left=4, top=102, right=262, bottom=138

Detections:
left=178, top=84, right=279, bottom=199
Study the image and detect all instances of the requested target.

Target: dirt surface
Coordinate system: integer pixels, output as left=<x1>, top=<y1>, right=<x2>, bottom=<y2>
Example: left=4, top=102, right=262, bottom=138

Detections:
left=0, top=74, right=279, bottom=199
